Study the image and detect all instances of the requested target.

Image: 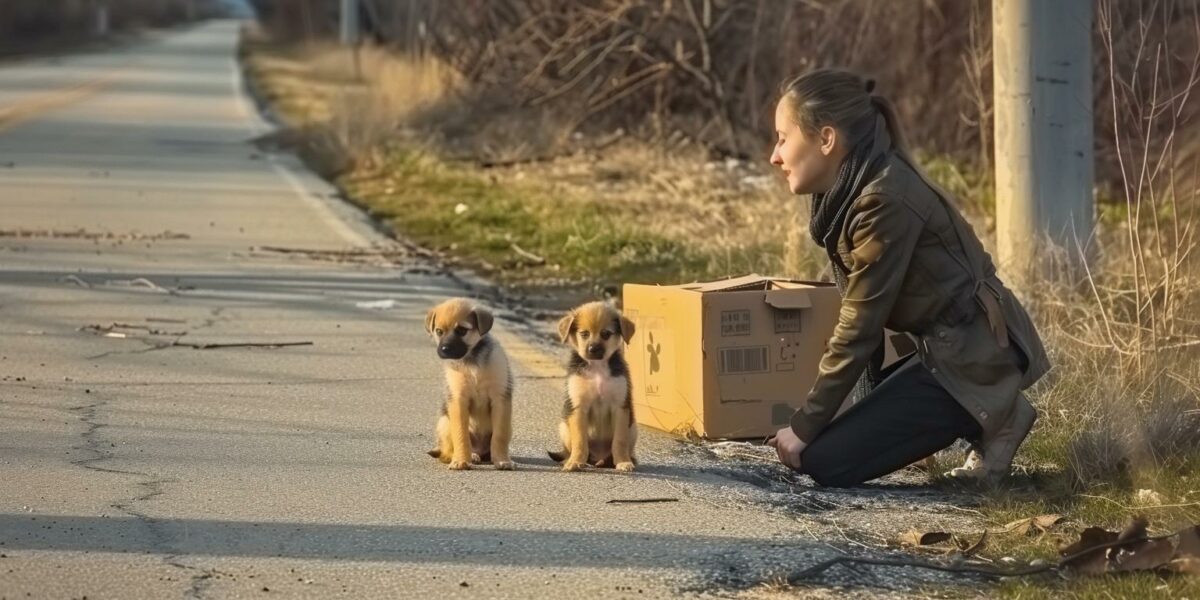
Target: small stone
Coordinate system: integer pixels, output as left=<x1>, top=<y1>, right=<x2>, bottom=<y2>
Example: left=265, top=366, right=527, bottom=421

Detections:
left=261, top=587, right=269, bottom=592
left=459, top=581, right=469, bottom=588
left=1029, top=559, right=1050, bottom=568
left=999, top=557, right=1019, bottom=566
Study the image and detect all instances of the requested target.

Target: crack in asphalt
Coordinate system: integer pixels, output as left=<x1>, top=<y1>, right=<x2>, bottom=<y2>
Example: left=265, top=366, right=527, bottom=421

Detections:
left=68, top=397, right=227, bottom=598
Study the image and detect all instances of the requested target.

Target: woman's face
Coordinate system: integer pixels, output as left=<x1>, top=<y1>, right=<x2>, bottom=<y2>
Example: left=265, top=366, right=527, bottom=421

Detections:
left=770, top=98, right=842, bottom=195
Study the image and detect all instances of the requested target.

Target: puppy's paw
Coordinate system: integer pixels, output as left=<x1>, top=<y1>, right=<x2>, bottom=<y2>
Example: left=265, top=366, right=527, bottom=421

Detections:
left=448, top=459, right=472, bottom=471
left=470, top=453, right=482, bottom=464
left=615, top=461, right=635, bottom=472
left=562, top=460, right=587, bottom=472
left=494, top=460, right=516, bottom=471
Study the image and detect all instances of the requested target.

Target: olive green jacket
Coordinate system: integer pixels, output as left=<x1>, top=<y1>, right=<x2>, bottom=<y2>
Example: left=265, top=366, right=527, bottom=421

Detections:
left=790, top=153, right=1051, bottom=443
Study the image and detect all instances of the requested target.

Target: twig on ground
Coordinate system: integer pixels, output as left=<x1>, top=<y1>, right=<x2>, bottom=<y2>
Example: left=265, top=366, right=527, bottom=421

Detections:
left=80, top=323, right=187, bottom=336
left=169, top=340, right=313, bottom=350
left=510, top=242, right=546, bottom=265
left=105, top=277, right=176, bottom=295
left=1079, top=494, right=1200, bottom=512
left=785, top=531, right=1178, bottom=583
left=829, top=519, right=883, bottom=551
left=61, top=275, right=91, bottom=288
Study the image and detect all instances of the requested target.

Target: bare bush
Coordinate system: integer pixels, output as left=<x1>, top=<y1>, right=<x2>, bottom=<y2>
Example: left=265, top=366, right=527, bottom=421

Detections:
left=0, top=0, right=202, bottom=42
left=1023, top=0, right=1200, bottom=489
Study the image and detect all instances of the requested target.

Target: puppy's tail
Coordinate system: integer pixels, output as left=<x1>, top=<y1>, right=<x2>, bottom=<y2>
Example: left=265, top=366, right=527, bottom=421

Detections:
left=547, top=449, right=568, bottom=463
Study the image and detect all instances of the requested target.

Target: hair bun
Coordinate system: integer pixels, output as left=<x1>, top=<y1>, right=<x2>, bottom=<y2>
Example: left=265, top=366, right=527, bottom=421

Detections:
left=865, top=78, right=876, bottom=93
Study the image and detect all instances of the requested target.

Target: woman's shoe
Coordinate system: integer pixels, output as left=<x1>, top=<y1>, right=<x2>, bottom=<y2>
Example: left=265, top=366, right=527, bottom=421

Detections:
left=945, top=394, right=1036, bottom=484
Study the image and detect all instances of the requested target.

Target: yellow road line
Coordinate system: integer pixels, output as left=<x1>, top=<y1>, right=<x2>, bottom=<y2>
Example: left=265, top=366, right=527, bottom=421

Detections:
left=0, top=70, right=127, bottom=133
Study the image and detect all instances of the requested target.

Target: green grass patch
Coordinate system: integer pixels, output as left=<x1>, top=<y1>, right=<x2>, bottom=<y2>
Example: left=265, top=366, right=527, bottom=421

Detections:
left=996, top=571, right=1199, bottom=599
left=341, top=149, right=717, bottom=287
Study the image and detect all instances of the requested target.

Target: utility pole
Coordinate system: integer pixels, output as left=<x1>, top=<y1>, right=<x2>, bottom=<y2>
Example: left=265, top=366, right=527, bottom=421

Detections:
left=340, top=0, right=360, bottom=45
left=993, top=0, right=1095, bottom=286
left=94, top=1, right=110, bottom=37
left=340, top=0, right=362, bottom=80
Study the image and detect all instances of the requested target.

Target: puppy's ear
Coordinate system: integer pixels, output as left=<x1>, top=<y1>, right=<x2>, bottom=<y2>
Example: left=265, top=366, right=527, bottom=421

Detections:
left=471, top=306, right=494, bottom=336
left=618, top=315, right=636, bottom=344
left=557, top=312, right=576, bottom=344
left=425, top=307, right=438, bottom=335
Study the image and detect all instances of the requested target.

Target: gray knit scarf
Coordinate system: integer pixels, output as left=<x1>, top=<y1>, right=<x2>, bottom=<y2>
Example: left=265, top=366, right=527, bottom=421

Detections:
left=808, top=109, right=893, bottom=404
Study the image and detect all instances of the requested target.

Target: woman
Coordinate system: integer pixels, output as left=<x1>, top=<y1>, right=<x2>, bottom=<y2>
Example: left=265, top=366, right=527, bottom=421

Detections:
left=765, top=69, right=1051, bottom=487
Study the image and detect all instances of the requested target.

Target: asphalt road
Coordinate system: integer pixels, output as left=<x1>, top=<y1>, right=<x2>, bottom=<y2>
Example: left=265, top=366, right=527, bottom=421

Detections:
left=0, top=20, right=845, bottom=600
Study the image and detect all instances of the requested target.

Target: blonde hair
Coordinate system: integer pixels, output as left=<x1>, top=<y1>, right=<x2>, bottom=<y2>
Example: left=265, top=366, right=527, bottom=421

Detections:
left=779, top=68, right=911, bottom=157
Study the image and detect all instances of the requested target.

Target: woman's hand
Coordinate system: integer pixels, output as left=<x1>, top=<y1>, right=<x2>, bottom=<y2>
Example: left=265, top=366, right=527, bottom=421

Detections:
left=767, top=426, right=807, bottom=471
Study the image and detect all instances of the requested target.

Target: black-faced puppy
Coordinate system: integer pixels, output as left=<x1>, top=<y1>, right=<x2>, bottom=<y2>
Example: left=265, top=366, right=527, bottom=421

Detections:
left=548, top=301, right=638, bottom=472
left=425, top=298, right=515, bottom=471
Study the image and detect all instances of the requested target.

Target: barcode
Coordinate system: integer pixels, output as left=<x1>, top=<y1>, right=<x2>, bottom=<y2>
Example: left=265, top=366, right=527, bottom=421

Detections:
left=719, top=347, right=768, bottom=374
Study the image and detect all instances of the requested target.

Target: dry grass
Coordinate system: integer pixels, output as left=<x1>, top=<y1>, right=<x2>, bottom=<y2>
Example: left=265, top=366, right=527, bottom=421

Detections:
left=240, top=28, right=830, bottom=289
left=960, top=5, right=1200, bottom=596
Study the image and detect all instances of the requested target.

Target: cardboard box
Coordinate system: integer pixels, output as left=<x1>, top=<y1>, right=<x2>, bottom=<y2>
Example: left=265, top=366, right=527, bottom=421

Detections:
left=623, top=274, right=912, bottom=440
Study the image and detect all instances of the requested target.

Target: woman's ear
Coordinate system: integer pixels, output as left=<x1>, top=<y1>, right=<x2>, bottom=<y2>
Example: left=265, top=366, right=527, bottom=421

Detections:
left=819, top=125, right=838, bottom=156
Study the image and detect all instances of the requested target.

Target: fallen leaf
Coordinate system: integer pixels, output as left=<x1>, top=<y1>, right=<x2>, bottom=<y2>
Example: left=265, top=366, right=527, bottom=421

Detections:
left=1001, top=514, right=1063, bottom=536
left=963, top=531, right=988, bottom=557
left=1112, top=539, right=1174, bottom=572
left=1165, top=557, right=1200, bottom=575
left=899, top=530, right=953, bottom=547
left=1059, top=526, right=1120, bottom=576
left=1176, top=525, right=1200, bottom=558
left=1034, top=514, right=1065, bottom=531
left=1115, top=517, right=1150, bottom=553
left=1002, top=518, right=1033, bottom=536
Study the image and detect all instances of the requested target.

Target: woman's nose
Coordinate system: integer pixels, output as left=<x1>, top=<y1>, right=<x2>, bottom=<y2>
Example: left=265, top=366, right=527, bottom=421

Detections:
left=769, top=149, right=783, bottom=166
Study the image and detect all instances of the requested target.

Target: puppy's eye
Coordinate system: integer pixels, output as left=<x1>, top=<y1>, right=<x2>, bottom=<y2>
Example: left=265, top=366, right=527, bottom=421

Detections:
left=600, top=330, right=612, bottom=341
left=453, top=326, right=468, bottom=336
left=434, top=328, right=444, bottom=336
left=579, top=331, right=590, bottom=340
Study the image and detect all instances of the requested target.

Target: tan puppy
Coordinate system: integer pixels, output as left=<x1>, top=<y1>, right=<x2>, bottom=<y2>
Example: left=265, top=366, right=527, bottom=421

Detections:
left=548, top=301, right=638, bottom=472
left=425, top=298, right=515, bottom=471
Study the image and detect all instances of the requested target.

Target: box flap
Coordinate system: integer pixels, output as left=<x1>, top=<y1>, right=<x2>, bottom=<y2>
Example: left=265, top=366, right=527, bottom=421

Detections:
left=691, top=274, right=769, bottom=293
left=768, top=279, right=834, bottom=290
left=764, top=290, right=813, bottom=310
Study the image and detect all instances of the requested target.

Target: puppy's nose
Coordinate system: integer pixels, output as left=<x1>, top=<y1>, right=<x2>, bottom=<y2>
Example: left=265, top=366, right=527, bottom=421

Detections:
left=438, top=339, right=468, bottom=359
left=586, top=343, right=605, bottom=358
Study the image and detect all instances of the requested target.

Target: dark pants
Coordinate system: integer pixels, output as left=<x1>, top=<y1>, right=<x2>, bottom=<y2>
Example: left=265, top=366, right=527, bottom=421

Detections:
left=800, top=354, right=982, bottom=487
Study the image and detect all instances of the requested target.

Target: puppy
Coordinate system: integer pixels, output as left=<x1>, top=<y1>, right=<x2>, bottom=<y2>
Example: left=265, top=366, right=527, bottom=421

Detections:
left=548, top=301, right=638, bottom=472
left=425, top=298, right=515, bottom=471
